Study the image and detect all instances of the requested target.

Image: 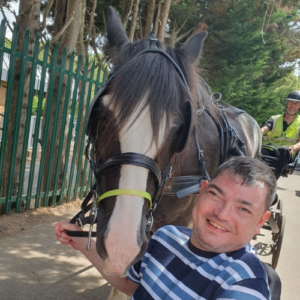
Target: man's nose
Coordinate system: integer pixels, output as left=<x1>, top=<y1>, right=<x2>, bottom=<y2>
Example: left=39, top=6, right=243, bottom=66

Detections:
left=213, top=202, right=232, bottom=220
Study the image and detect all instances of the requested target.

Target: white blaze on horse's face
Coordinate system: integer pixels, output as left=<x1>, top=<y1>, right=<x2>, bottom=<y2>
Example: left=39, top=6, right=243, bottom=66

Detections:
left=102, top=95, right=167, bottom=276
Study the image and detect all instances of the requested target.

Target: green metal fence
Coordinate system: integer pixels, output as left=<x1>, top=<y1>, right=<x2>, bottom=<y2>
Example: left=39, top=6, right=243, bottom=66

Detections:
left=0, top=20, right=107, bottom=214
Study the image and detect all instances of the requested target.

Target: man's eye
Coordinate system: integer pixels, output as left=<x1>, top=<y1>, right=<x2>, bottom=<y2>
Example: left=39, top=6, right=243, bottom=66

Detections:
left=208, top=191, right=217, bottom=197
left=240, top=207, right=251, bottom=214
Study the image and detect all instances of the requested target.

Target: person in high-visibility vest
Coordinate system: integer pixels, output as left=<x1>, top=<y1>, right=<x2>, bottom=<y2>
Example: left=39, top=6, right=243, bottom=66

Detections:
left=261, top=90, right=300, bottom=179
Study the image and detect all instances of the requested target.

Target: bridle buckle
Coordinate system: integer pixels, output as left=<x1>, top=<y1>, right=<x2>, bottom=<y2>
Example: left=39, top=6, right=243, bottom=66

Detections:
left=76, top=218, right=84, bottom=228
left=87, top=199, right=97, bottom=251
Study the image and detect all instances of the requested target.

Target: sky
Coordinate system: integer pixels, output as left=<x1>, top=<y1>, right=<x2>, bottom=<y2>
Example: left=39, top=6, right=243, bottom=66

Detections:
left=0, top=1, right=19, bottom=39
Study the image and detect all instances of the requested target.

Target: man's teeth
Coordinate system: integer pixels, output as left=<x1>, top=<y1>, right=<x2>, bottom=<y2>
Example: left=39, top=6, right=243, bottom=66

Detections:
left=209, top=220, right=227, bottom=231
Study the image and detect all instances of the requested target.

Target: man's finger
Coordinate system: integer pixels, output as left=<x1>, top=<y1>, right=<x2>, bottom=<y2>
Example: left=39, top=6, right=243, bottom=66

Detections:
left=61, top=232, right=72, bottom=240
left=57, top=237, right=71, bottom=245
left=59, top=222, right=82, bottom=232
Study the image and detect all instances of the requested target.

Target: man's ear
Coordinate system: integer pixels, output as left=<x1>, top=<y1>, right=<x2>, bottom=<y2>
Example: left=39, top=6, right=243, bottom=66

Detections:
left=180, top=31, right=208, bottom=64
left=199, top=180, right=208, bottom=196
left=254, top=211, right=271, bottom=235
left=106, top=6, right=129, bottom=49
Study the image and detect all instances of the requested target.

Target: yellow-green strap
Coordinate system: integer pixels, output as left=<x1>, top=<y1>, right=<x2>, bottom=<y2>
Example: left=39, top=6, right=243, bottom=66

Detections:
left=98, top=189, right=152, bottom=208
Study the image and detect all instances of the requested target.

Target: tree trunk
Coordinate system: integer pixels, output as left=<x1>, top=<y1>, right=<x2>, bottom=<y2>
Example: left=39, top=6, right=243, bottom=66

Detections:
left=154, top=0, right=162, bottom=37
left=144, top=0, right=156, bottom=38
left=157, top=0, right=171, bottom=41
left=1, top=0, right=41, bottom=213
left=128, top=0, right=140, bottom=41
left=121, top=0, right=133, bottom=29
left=53, top=0, right=68, bottom=35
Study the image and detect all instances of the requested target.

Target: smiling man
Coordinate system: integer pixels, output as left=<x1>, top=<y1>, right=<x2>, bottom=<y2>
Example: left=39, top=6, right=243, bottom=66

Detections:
left=55, top=156, right=276, bottom=300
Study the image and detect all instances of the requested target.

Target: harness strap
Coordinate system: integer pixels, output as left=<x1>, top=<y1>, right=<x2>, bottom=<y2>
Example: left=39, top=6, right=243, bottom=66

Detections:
left=204, top=109, right=225, bottom=163
left=136, top=49, right=191, bottom=97
left=66, top=184, right=97, bottom=238
left=219, top=108, right=245, bottom=156
left=194, top=128, right=211, bottom=181
left=98, top=189, right=152, bottom=208
left=66, top=205, right=97, bottom=238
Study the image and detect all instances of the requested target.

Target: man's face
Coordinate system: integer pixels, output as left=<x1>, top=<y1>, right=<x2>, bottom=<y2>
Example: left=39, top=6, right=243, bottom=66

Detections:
left=286, top=100, right=300, bottom=115
left=191, top=172, right=270, bottom=253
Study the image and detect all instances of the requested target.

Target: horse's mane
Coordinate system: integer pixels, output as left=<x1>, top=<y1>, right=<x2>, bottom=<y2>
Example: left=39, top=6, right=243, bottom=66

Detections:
left=99, top=38, right=220, bottom=152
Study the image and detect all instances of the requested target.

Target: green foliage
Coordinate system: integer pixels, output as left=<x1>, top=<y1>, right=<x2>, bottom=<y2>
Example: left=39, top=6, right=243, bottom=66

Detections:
left=200, top=0, right=300, bottom=125
left=40, top=0, right=300, bottom=127
left=5, top=38, right=11, bottom=48
left=91, top=0, right=122, bottom=34
left=32, top=96, right=46, bottom=115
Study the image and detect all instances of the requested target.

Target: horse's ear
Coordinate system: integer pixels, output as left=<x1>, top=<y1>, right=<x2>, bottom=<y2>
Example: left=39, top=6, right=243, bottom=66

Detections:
left=181, top=31, right=208, bottom=63
left=107, top=7, right=129, bottom=49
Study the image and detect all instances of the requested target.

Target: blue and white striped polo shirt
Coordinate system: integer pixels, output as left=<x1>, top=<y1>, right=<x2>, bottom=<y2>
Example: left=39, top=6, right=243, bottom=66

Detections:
left=128, top=225, right=270, bottom=300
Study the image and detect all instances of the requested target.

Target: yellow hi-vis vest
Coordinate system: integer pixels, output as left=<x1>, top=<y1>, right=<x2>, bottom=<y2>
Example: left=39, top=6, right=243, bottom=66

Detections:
left=264, top=114, right=300, bottom=147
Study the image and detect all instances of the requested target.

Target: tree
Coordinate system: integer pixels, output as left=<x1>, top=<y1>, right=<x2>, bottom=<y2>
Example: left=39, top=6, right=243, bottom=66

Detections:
left=2, top=0, right=300, bottom=212
left=198, top=0, right=300, bottom=124
left=1, top=0, right=42, bottom=212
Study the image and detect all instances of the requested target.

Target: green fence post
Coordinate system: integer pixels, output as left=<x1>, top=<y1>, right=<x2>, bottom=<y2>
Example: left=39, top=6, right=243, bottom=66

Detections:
left=5, top=29, right=30, bottom=213
left=52, top=51, right=75, bottom=205
left=0, top=23, right=19, bottom=205
left=25, top=41, right=50, bottom=210
left=4, top=28, right=30, bottom=214
left=43, top=47, right=67, bottom=205
left=15, top=34, right=40, bottom=212
left=79, top=64, right=102, bottom=199
left=73, top=61, right=96, bottom=200
left=58, top=55, right=83, bottom=204
left=66, top=58, right=89, bottom=202
left=0, top=19, right=7, bottom=93
left=35, top=42, right=59, bottom=208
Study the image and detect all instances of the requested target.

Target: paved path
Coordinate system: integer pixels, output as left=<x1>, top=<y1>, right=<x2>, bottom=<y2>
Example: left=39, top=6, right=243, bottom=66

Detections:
left=0, top=170, right=299, bottom=299
left=0, top=204, right=111, bottom=300
left=272, top=171, right=300, bottom=299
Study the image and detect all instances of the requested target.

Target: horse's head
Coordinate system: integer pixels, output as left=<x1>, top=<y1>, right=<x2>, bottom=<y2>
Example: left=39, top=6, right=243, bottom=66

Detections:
left=86, top=7, right=207, bottom=277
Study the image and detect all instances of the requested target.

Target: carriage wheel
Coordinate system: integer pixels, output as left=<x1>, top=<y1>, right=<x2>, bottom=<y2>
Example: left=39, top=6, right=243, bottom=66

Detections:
left=274, top=199, right=283, bottom=224
left=271, top=215, right=286, bottom=270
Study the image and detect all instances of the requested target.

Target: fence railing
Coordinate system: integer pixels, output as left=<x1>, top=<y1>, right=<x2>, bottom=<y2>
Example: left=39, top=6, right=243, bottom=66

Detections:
left=1, top=115, right=78, bottom=150
left=0, top=20, right=107, bottom=214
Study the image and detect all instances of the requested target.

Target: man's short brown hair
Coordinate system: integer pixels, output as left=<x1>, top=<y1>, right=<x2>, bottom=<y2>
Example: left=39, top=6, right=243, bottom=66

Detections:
left=213, top=157, right=277, bottom=211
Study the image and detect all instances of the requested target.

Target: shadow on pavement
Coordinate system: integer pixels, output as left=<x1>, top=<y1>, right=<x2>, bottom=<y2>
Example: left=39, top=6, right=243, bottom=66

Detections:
left=277, top=187, right=286, bottom=191
left=0, top=212, right=111, bottom=300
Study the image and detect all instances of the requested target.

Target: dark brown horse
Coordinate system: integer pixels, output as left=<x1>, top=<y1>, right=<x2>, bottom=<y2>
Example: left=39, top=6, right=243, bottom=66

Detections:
left=86, top=7, right=261, bottom=280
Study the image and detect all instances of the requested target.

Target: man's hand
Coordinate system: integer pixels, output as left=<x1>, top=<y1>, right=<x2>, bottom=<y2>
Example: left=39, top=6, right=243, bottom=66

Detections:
left=54, top=220, right=88, bottom=252
left=288, top=145, right=296, bottom=155
left=54, top=221, right=139, bottom=296
left=261, top=126, right=270, bottom=135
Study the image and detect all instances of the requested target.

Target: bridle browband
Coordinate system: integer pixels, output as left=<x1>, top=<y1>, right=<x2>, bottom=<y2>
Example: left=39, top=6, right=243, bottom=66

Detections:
left=94, top=152, right=161, bottom=185
left=67, top=33, right=195, bottom=248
